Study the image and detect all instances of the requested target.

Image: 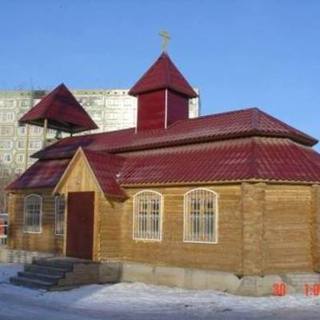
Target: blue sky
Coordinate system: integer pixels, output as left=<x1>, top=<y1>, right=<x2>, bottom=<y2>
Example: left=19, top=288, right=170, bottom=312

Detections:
left=1, top=0, right=320, bottom=145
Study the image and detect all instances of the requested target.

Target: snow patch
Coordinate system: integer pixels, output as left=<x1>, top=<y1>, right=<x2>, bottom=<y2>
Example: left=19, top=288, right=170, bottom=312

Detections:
left=1, top=263, right=320, bottom=319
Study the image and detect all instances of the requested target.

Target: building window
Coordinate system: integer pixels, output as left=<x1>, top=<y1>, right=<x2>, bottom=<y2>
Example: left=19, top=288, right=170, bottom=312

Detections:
left=184, top=188, right=218, bottom=243
left=0, top=168, right=12, bottom=177
left=15, top=153, right=24, bottom=163
left=0, top=111, right=14, bottom=122
left=31, top=126, right=43, bottom=135
left=133, top=190, right=162, bottom=241
left=29, top=140, right=42, bottom=149
left=2, top=153, right=12, bottom=163
left=55, top=195, right=65, bottom=235
left=0, top=126, right=13, bottom=136
left=0, top=140, right=13, bottom=150
left=24, top=194, right=42, bottom=233
left=17, top=126, right=26, bottom=136
left=16, top=140, right=25, bottom=149
left=15, top=168, right=24, bottom=175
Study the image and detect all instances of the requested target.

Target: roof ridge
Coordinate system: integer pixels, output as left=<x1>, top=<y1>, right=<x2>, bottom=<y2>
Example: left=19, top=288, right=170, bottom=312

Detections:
left=168, top=107, right=260, bottom=129
left=258, top=109, right=316, bottom=142
left=82, top=147, right=125, bottom=160
left=289, top=142, right=320, bottom=175
left=251, top=108, right=260, bottom=130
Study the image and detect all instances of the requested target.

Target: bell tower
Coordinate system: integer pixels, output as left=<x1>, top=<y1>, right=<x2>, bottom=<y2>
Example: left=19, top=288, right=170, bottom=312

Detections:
left=129, top=52, right=198, bottom=132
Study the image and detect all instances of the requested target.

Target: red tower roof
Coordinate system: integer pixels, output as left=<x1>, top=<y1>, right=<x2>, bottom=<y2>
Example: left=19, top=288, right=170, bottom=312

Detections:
left=19, top=83, right=98, bottom=133
left=129, top=52, right=198, bottom=98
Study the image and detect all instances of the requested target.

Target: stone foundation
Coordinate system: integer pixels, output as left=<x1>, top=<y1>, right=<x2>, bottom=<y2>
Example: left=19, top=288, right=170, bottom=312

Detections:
left=0, top=248, right=54, bottom=263
left=120, top=261, right=320, bottom=296
left=4, top=253, right=320, bottom=296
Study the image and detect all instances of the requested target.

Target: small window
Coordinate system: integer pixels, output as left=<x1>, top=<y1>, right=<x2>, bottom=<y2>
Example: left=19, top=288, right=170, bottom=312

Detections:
left=29, top=141, right=42, bottom=149
left=55, top=195, right=65, bottom=235
left=184, top=188, right=218, bottom=243
left=24, top=194, right=42, bottom=233
left=133, top=191, right=162, bottom=241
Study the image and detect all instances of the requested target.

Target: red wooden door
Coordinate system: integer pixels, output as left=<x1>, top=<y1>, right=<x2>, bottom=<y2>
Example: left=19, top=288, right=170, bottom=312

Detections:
left=66, top=192, right=94, bottom=260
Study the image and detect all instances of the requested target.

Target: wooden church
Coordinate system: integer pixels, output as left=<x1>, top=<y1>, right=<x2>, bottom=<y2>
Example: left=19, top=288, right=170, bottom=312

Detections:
left=5, top=51, right=320, bottom=291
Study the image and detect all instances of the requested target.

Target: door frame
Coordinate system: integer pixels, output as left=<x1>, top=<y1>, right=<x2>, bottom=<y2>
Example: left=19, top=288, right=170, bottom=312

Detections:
left=63, top=191, right=97, bottom=260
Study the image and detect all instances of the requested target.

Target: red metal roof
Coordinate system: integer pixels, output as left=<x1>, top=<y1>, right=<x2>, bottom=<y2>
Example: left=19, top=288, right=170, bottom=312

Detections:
left=33, top=107, right=318, bottom=161
left=118, top=138, right=320, bottom=185
left=82, top=149, right=127, bottom=200
left=19, top=84, right=98, bottom=133
left=129, top=52, right=198, bottom=98
left=8, top=136, right=320, bottom=191
left=6, top=159, right=70, bottom=190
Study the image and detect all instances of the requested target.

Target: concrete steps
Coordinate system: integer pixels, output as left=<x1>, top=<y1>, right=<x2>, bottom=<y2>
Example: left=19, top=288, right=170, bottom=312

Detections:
left=33, top=258, right=74, bottom=270
left=10, top=258, right=73, bottom=290
left=10, top=257, right=74, bottom=290
left=17, top=271, right=62, bottom=283
left=10, top=276, right=55, bottom=290
left=10, top=257, right=101, bottom=290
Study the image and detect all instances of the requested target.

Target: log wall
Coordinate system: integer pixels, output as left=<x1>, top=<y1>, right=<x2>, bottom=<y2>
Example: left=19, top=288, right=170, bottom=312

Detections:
left=241, top=183, right=265, bottom=275
left=7, top=189, right=63, bottom=253
left=7, top=180, right=320, bottom=276
left=263, top=184, right=313, bottom=274
left=116, top=185, right=243, bottom=274
left=311, top=185, right=320, bottom=272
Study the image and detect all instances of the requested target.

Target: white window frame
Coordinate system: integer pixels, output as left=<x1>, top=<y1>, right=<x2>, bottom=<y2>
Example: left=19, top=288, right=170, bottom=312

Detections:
left=133, top=190, right=163, bottom=241
left=55, top=195, right=65, bottom=236
left=23, top=194, right=42, bottom=234
left=183, top=188, right=219, bottom=244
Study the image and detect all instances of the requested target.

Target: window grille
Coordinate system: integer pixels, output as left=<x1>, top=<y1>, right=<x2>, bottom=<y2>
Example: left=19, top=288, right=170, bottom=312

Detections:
left=184, top=188, right=218, bottom=243
left=133, top=191, right=162, bottom=240
left=24, top=194, right=42, bottom=233
left=0, top=213, right=8, bottom=246
left=55, top=195, right=65, bottom=235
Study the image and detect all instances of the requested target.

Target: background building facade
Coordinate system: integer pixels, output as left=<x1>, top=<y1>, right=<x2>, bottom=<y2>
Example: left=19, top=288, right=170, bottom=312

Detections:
left=0, top=88, right=200, bottom=177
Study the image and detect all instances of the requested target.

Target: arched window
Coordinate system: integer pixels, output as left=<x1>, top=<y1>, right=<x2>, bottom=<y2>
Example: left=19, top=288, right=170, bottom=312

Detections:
left=55, top=195, right=65, bottom=235
left=133, top=190, right=162, bottom=241
left=24, top=194, right=42, bottom=233
left=184, top=188, right=218, bottom=243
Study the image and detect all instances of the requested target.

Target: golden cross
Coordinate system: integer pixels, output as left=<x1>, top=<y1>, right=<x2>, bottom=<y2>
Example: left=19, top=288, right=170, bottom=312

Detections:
left=159, top=31, right=171, bottom=51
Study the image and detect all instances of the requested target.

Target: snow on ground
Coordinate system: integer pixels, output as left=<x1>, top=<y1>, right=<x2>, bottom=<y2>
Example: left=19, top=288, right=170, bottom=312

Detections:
left=0, top=263, right=320, bottom=319
left=0, top=263, right=23, bottom=283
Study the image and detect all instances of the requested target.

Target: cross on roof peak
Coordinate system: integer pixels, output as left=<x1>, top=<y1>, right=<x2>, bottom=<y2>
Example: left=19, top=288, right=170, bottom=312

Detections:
left=159, top=31, right=171, bottom=52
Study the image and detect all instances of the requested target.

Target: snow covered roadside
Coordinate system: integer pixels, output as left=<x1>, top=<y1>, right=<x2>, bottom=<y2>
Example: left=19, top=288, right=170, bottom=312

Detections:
left=0, top=263, right=320, bottom=320
left=0, top=264, right=23, bottom=284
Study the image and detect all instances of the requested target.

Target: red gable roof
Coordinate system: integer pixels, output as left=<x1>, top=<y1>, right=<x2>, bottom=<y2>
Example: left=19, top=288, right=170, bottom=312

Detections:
left=129, top=52, right=198, bottom=98
left=19, top=83, right=98, bottom=133
left=32, top=108, right=318, bottom=161
left=82, top=149, right=127, bottom=200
